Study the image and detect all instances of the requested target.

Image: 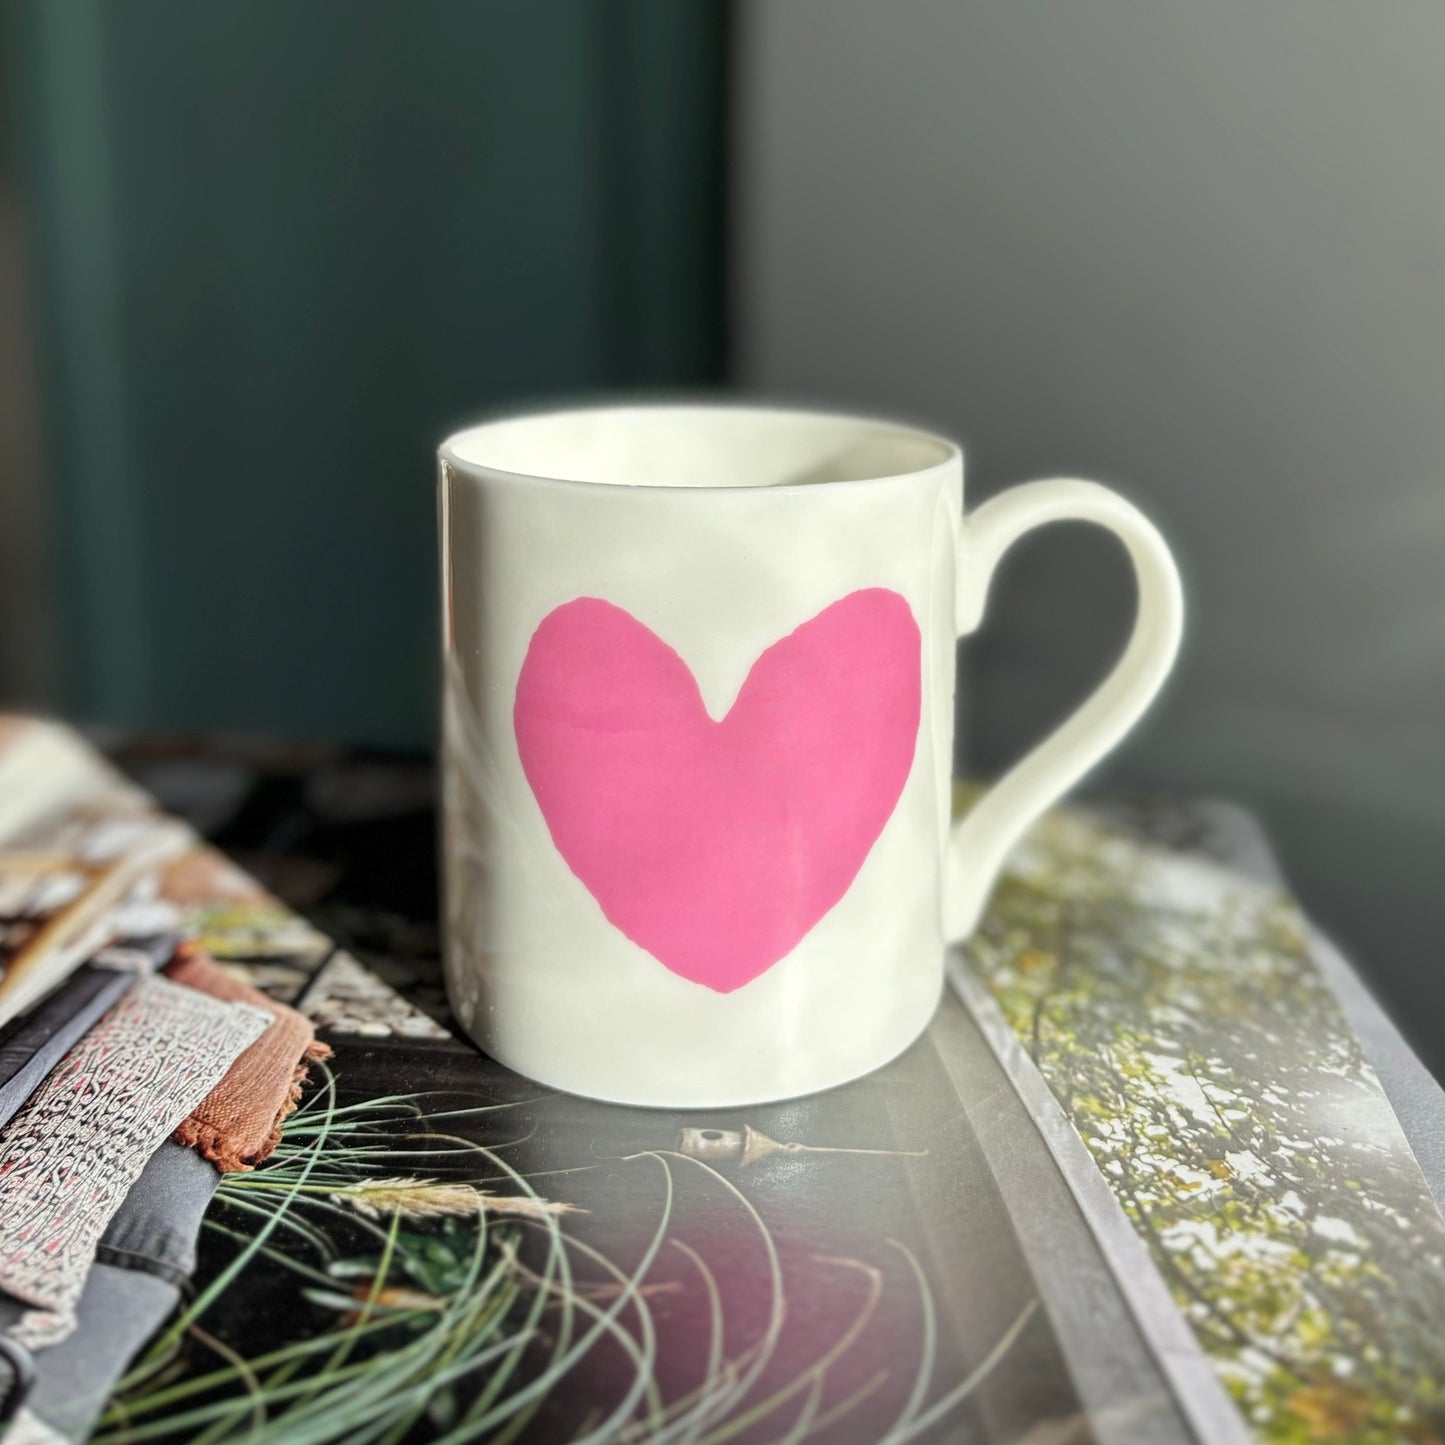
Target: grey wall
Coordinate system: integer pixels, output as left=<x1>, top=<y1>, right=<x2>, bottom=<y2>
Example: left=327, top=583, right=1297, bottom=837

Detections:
left=736, top=1, right=1445, bottom=1064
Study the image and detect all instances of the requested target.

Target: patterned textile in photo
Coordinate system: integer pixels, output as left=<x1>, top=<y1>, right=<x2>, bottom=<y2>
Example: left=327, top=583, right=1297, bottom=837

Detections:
left=0, top=974, right=268, bottom=1348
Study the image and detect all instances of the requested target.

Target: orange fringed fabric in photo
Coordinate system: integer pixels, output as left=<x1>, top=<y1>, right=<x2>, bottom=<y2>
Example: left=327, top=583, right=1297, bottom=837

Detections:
left=165, top=942, right=332, bottom=1172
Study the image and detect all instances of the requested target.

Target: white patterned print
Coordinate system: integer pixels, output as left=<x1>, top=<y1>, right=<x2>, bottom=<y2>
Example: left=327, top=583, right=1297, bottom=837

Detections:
left=0, top=974, right=268, bottom=1349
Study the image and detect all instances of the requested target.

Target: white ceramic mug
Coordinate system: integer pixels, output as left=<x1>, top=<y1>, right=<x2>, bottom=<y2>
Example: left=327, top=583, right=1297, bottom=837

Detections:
left=439, top=403, right=1182, bottom=1107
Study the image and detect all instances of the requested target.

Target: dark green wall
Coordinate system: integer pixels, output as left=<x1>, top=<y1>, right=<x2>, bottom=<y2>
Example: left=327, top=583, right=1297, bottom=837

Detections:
left=5, top=0, right=727, bottom=745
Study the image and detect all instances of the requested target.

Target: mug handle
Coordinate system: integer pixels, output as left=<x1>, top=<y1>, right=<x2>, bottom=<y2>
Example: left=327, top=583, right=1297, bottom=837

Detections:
left=946, top=478, right=1185, bottom=941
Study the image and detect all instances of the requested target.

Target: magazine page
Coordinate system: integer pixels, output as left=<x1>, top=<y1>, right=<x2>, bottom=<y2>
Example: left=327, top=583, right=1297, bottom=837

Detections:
left=0, top=721, right=1121, bottom=1444
left=956, top=799, right=1445, bottom=1443
left=3, top=718, right=1442, bottom=1442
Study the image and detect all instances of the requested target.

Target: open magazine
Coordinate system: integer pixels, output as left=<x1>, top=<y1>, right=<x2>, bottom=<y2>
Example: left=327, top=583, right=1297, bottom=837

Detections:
left=0, top=717, right=1441, bottom=1444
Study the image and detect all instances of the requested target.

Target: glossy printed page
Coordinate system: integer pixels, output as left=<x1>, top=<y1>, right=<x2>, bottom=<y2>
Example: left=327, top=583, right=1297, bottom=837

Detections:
left=5, top=718, right=1440, bottom=1442
left=958, top=798, right=1445, bottom=1443
left=0, top=720, right=1103, bottom=1445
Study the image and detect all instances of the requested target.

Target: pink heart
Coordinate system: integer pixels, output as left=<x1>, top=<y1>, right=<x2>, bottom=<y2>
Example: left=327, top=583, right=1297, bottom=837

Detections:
left=513, top=589, right=921, bottom=993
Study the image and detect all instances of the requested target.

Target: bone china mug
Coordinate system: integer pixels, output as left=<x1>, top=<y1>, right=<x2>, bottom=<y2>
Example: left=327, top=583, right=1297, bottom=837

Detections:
left=439, top=403, right=1183, bottom=1107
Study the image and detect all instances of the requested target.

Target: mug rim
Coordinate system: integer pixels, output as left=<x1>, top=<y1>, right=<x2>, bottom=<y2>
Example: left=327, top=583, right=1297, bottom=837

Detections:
left=438, top=399, right=961, bottom=495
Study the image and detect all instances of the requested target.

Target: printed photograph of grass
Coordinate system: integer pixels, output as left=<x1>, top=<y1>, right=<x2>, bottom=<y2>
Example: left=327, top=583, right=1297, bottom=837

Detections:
left=93, top=1037, right=1078, bottom=1445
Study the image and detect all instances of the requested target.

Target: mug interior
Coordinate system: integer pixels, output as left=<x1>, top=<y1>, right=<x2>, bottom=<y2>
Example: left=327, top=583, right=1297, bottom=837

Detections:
left=443, top=404, right=954, bottom=490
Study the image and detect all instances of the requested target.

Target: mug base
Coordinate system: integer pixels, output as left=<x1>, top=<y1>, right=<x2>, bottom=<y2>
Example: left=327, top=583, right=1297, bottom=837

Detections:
left=451, top=979, right=946, bottom=1110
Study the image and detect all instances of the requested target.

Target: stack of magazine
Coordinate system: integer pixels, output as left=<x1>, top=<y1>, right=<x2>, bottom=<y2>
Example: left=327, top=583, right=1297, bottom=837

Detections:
left=0, top=715, right=1441, bottom=1444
